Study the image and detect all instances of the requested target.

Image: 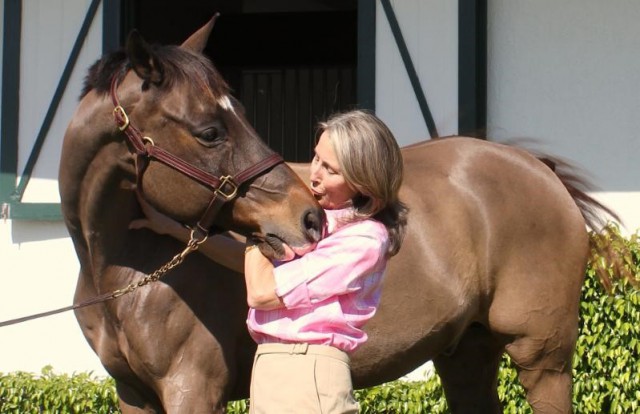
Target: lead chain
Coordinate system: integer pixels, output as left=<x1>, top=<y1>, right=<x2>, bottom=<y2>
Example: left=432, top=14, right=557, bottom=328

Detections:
left=111, top=235, right=207, bottom=299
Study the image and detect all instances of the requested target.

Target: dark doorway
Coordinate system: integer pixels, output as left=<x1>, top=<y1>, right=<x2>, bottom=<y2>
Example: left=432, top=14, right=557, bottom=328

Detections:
left=126, top=0, right=358, bottom=162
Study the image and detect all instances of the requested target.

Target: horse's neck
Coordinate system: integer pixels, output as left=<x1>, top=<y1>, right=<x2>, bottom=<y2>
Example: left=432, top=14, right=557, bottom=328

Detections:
left=60, top=91, right=138, bottom=275
left=78, top=164, right=138, bottom=279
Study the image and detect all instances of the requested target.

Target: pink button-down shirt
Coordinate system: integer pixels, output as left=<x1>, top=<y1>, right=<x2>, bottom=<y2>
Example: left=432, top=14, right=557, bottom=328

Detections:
left=246, top=208, right=389, bottom=353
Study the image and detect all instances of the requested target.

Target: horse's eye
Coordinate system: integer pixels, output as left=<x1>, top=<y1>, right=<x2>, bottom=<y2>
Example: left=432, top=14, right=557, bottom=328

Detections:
left=196, top=126, right=226, bottom=146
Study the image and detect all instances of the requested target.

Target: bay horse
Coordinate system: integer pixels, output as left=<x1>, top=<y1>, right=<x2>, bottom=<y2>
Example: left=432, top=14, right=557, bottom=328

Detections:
left=59, top=18, right=633, bottom=414
left=59, top=17, right=323, bottom=413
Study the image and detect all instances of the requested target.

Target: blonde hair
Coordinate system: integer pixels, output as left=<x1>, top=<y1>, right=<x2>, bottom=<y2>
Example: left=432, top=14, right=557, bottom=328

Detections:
left=317, top=110, right=408, bottom=257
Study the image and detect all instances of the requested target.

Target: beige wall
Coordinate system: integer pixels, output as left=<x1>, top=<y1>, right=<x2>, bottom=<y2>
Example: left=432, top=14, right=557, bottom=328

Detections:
left=375, top=1, right=639, bottom=233
left=20, top=0, right=103, bottom=202
left=0, top=222, right=105, bottom=375
left=0, top=0, right=107, bottom=376
left=487, top=0, right=640, bottom=232
left=375, top=0, right=459, bottom=145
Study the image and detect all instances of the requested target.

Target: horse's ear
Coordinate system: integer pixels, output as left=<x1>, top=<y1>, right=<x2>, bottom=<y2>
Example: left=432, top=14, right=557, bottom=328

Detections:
left=181, top=13, right=219, bottom=53
left=126, top=30, right=164, bottom=86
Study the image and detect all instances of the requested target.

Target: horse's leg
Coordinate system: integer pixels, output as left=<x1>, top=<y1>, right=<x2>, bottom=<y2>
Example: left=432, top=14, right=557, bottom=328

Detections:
left=110, top=347, right=232, bottom=414
left=504, top=329, right=576, bottom=413
left=432, top=323, right=505, bottom=413
left=159, top=376, right=229, bottom=414
left=116, top=380, right=163, bottom=414
left=490, top=266, right=581, bottom=413
left=117, top=375, right=227, bottom=414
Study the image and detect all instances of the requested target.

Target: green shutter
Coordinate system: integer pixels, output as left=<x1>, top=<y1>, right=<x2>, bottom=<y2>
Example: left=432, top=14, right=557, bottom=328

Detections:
left=0, top=0, right=116, bottom=221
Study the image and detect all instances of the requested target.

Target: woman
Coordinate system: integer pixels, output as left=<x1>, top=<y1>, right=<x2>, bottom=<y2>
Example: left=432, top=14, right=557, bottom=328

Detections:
left=132, top=110, right=408, bottom=413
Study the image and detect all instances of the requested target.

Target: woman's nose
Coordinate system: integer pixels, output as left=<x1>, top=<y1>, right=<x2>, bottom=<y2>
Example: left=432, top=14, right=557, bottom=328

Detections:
left=309, top=176, right=321, bottom=192
left=309, top=164, right=320, bottom=182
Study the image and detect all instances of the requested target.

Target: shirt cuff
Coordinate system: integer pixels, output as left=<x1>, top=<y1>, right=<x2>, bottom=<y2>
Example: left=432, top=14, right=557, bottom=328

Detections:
left=273, top=265, right=313, bottom=308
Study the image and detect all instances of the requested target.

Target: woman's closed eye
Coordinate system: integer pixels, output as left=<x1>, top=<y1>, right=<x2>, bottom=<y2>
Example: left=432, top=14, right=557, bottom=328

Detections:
left=313, top=155, right=338, bottom=175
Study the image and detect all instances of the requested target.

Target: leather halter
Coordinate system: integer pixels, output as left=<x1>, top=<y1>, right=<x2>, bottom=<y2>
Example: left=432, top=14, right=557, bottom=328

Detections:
left=109, top=70, right=283, bottom=239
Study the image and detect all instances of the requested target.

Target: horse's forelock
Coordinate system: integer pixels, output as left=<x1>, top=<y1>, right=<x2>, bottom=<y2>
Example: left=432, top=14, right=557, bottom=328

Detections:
left=154, top=46, right=229, bottom=101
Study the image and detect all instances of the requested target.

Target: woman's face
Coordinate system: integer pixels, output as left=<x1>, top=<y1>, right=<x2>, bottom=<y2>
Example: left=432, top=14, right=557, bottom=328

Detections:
left=309, top=131, right=357, bottom=210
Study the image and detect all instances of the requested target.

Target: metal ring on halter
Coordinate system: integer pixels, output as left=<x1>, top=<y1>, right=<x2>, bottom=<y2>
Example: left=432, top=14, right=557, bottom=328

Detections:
left=189, top=228, right=209, bottom=245
left=113, top=106, right=130, bottom=131
left=143, top=136, right=155, bottom=146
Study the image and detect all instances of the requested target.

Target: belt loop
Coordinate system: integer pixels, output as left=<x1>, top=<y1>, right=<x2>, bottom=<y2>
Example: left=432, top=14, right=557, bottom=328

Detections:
left=291, top=343, right=309, bottom=354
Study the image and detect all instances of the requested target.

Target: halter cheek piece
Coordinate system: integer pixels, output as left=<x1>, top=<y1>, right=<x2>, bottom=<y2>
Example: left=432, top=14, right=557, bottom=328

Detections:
left=110, top=71, right=283, bottom=241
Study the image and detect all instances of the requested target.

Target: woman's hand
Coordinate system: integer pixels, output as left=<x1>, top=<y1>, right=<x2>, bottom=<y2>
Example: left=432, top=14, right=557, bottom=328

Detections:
left=244, top=239, right=283, bottom=310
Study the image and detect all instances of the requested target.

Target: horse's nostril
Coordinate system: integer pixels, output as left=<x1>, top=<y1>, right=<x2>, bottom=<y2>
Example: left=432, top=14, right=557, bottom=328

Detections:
left=303, top=208, right=324, bottom=242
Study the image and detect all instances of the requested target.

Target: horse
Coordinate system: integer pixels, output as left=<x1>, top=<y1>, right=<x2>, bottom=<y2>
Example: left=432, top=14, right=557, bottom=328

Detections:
left=59, top=17, right=323, bottom=413
left=59, top=18, right=634, bottom=414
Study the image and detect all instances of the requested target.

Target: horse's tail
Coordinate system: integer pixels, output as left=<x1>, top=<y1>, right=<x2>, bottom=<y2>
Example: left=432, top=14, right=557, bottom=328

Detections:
left=540, top=156, right=638, bottom=291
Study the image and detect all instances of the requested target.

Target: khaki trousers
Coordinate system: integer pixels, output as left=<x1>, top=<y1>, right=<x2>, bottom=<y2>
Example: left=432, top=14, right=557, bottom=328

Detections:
left=249, top=343, right=359, bottom=414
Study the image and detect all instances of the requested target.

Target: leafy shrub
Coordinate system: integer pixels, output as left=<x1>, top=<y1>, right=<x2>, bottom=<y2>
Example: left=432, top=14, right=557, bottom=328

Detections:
left=0, top=366, right=118, bottom=413
left=1, top=225, right=638, bottom=413
left=571, top=225, right=639, bottom=414
left=354, top=376, right=447, bottom=414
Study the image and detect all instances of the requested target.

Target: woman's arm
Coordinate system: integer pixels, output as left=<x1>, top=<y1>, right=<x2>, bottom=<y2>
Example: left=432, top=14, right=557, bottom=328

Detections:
left=131, top=195, right=285, bottom=309
left=130, top=196, right=245, bottom=273
left=244, top=245, right=284, bottom=310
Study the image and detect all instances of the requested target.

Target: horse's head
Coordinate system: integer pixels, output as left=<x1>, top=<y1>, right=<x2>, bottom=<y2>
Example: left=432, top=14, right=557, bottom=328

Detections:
left=98, top=17, right=323, bottom=259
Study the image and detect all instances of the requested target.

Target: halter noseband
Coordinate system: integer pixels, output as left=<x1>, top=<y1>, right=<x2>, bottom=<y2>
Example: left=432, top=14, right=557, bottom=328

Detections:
left=109, top=71, right=283, bottom=239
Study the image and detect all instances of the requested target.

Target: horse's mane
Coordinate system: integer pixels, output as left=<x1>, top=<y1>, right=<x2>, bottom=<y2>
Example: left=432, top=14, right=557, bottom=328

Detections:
left=80, top=44, right=230, bottom=100
left=81, top=50, right=127, bottom=97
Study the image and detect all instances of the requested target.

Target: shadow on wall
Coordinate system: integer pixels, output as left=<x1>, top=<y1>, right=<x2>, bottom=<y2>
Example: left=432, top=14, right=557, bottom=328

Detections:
left=8, top=221, right=71, bottom=244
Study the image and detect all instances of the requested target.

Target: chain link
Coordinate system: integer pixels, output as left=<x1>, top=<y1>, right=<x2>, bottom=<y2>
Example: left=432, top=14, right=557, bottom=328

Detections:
left=111, top=233, right=207, bottom=299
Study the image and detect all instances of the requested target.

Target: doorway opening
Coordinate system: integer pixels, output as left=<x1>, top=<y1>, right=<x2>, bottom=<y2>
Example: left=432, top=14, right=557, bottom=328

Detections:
left=127, top=0, right=358, bottom=162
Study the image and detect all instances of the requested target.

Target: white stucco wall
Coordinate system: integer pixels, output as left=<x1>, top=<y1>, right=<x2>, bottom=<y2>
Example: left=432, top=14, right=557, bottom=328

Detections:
left=487, top=0, right=640, bottom=233
left=0, top=222, right=104, bottom=375
left=1, top=0, right=107, bottom=376
left=376, top=0, right=459, bottom=145
left=20, top=0, right=103, bottom=202
left=375, top=1, right=639, bottom=234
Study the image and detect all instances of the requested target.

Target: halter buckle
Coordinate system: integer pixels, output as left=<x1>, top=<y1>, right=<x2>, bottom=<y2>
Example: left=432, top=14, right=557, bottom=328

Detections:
left=215, top=176, right=238, bottom=200
left=113, top=106, right=130, bottom=131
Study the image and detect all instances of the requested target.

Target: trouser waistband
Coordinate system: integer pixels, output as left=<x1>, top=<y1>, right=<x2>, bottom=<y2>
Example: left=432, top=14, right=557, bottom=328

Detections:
left=255, top=343, right=350, bottom=363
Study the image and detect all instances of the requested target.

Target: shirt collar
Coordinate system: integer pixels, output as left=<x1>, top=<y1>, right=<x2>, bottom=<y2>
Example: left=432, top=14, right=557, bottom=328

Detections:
left=324, top=207, right=355, bottom=236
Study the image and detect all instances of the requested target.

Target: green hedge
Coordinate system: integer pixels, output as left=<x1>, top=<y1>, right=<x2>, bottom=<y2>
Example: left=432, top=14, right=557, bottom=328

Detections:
left=0, top=367, right=118, bottom=414
left=2, top=226, right=638, bottom=413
